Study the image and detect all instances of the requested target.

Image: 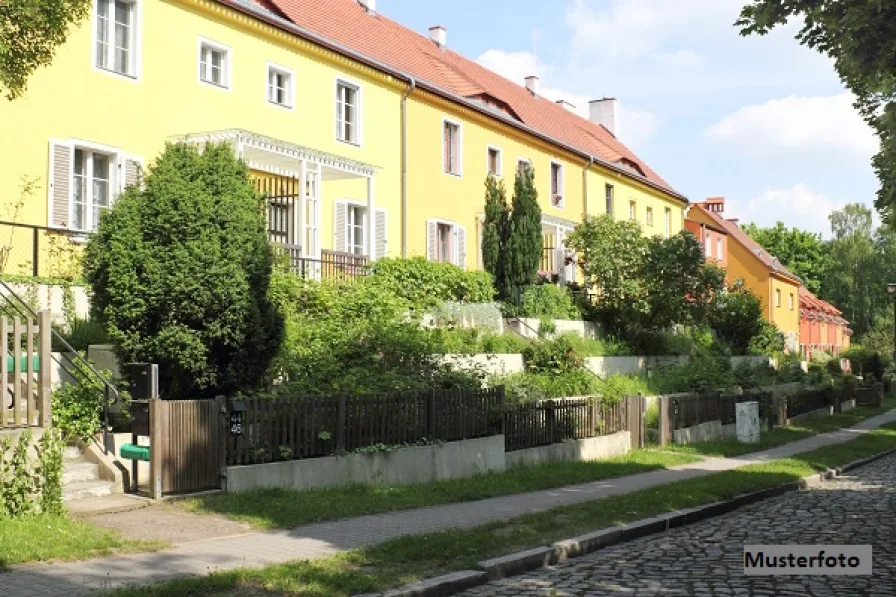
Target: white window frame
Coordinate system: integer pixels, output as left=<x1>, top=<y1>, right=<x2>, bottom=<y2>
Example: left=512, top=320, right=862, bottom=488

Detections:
left=335, top=76, right=363, bottom=146
left=776, top=289, right=782, bottom=308
left=716, top=236, right=723, bottom=260
left=705, top=230, right=712, bottom=258
left=645, top=206, right=653, bottom=227
left=789, top=293, right=794, bottom=311
left=550, top=161, right=564, bottom=208
left=605, top=184, right=614, bottom=216
left=517, top=157, right=532, bottom=176
left=442, top=117, right=463, bottom=177
left=629, top=200, right=636, bottom=221
left=664, top=207, right=671, bottom=237
left=69, top=139, right=123, bottom=234
left=344, top=200, right=367, bottom=256
left=266, top=62, right=295, bottom=110
left=486, top=145, right=503, bottom=177
left=197, top=37, right=232, bottom=91
left=429, top=218, right=463, bottom=266
left=92, top=0, right=142, bottom=82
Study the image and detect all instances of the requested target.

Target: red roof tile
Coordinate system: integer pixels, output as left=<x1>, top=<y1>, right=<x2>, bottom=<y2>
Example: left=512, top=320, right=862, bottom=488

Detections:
left=260, top=0, right=675, bottom=192
left=799, top=286, right=845, bottom=320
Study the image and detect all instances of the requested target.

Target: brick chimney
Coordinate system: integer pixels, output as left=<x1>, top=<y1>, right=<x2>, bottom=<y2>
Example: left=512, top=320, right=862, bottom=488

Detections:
left=704, top=197, right=725, bottom=214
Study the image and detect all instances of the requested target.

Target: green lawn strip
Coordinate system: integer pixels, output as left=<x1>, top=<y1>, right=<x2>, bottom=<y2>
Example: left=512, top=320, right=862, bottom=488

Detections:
left=0, top=515, right=164, bottom=569
left=663, top=397, right=896, bottom=458
left=178, top=450, right=698, bottom=530
left=105, top=424, right=896, bottom=597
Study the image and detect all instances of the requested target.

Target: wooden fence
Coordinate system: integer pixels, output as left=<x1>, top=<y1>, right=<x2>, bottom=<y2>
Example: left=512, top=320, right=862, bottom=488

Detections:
left=504, top=397, right=628, bottom=452
left=786, top=387, right=833, bottom=418
left=670, top=391, right=772, bottom=431
left=0, top=311, right=51, bottom=430
left=227, top=387, right=504, bottom=466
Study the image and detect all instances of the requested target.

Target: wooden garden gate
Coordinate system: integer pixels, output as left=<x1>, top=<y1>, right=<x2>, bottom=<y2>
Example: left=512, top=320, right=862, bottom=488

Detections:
left=149, top=397, right=225, bottom=496
left=625, top=394, right=646, bottom=449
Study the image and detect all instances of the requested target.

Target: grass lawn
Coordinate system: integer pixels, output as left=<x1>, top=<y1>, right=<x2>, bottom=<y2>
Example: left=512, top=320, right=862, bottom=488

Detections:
left=663, top=396, right=896, bottom=458
left=178, top=450, right=698, bottom=530
left=0, top=515, right=163, bottom=569
left=105, top=423, right=896, bottom=597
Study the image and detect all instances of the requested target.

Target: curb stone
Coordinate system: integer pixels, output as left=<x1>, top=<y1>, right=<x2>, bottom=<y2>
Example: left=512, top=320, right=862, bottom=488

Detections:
left=359, top=446, right=896, bottom=597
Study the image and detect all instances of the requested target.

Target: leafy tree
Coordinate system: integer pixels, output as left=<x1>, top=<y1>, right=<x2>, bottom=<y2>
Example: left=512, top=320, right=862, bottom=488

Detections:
left=708, top=280, right=765, bottom=355
left=84, top=142, right=284, bottom=398
left=741, top=222, right=829, bottom=294
left=642, top=232, right=726, bottom=329
left=0, top=0, right=91, bottom=100
left=821, top=203, right=881, bottom=336
left=503, top=166, right=543, bottom=302
left=481, top=175, right=509, bottom=298
left=749, top=320, right=786, bottom=355
left=736, top=1, right=896, bottom=228
left=565, top=215, right=648, bottom=333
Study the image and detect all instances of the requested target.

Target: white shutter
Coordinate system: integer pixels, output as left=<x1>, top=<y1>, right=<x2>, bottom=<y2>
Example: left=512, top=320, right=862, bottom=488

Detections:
left=455, top=225, right=467, bottom=269
left=334, top=201, right=347, bottom=252
left=48, top=139, right=72, bottom=228
left=427, top=220, right=437, bottom=261
left=374, top=208, right=387, bottom=260
left=123, top=155, right=144, bottom=190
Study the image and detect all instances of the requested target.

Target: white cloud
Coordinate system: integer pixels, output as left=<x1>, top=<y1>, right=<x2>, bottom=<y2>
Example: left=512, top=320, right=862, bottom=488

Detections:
left=476, top=49, right=545, bottom=83
left=653, top=49, right=705, bottom=71
left=706, top=93, right=878, bottom=160
left=725, top=183, right=848, bottom=236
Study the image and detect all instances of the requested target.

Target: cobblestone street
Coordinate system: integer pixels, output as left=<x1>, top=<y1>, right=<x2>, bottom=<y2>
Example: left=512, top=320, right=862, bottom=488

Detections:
left=459, top=453, right=896, bottom=597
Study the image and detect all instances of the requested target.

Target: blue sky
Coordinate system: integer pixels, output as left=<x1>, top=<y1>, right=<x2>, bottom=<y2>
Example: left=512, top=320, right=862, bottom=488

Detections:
left=378, top=0, right=879, bottom=237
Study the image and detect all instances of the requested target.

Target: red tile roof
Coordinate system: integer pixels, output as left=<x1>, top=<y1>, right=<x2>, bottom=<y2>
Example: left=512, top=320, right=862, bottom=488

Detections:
left=799, top=286, right=846, bottom=322
left=690, top=203, right=802, bottom=284
left=226, top=0, right=678, bottom=195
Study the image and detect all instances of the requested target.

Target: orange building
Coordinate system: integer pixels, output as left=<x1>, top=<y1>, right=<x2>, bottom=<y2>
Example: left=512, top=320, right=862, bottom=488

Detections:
left=799, top=288, right=852, bottom=358
left=684, top=197, right=728, bottom=268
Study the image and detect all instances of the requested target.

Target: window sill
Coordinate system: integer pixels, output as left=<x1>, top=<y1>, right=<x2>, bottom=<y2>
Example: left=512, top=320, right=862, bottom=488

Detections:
left=268, top=100, right=294, bottom=111
left=199, top=79, right=231, bottom=91
left=443, top=171, right=463, bottom=178
left=94, top=66, right=139, bottom=83
left=337, top=138, right=361, bottom=148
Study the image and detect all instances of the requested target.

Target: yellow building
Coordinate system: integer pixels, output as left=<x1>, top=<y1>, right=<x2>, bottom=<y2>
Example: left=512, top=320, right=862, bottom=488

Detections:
left=0, top=0, right=687, bottom=280
left=687, top=199, right=802, bottom=351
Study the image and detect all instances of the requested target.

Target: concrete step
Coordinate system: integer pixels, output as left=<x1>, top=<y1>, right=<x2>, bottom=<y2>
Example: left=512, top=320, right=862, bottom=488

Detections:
left=63, top=480, right=114, bottom=502
left=63, top=445, right=83, bottom=460
left=62, top=461, right=101, bottom=484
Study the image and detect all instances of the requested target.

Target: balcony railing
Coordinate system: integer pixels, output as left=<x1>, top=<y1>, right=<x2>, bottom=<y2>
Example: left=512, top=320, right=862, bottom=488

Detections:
left=273, top=244, right=370, bottom=281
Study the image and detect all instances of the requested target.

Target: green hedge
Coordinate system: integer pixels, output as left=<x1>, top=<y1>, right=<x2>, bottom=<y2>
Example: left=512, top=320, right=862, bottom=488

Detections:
left=369, top=257, right=495, bottom=309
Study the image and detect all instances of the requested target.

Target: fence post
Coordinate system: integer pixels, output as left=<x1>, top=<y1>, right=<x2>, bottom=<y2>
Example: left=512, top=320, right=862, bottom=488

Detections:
left=336, top=394, right=346, bottom=452
left=546, top=400, right=556, bottom=445
left=38, top=310, right=52, bottom=428
left=427, top=389, right=436, bottom=439
left=216, top=395, right=228, bottom=491
left=149, top=398, right=164, bottom=499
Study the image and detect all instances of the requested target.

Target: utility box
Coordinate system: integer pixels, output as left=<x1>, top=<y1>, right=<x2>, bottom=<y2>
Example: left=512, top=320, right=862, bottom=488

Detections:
left=126, top=363, right=159, bottom=400
left=736, top=401, right=760, bottom=444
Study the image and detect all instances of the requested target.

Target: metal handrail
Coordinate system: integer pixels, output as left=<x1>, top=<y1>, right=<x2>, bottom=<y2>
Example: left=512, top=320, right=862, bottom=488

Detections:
left=0, top=279, right=120, bottom=450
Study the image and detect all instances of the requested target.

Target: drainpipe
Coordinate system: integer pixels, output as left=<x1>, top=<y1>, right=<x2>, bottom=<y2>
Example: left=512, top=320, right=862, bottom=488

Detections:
left=401, top=77, right=416, bottom=257
left=582, top=156, right=595, bottom=220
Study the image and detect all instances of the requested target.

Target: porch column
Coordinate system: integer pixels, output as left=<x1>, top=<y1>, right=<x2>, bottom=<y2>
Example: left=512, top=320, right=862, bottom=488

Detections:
left=316, top=163, right=323, bottom=261
left=366, top=176, right=375, bottom=259
left=298, top=159, right=307, bottom=257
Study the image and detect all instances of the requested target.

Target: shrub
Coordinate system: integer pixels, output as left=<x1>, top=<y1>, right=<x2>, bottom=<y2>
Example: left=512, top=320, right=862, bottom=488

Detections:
left=522, top=333, right=583, bottom=375
left=842, top=346, right=888, bottom=381
left=430, top=301, right=503, bottom=332
left=497, top=369, right=600, bottom=402
left=748, top=320, right=787, bottom=355
left=369, top=257, right=495, bottom=309
left=84, top=142, right=283, bottom=397
left=708, top=280, right=765, bottom=355
left=270, top=275, right=482, bottom=395
left=51, top=358, right=128, bottom=443
left=0, top=428, right=63, bottom=518
left=514, top=284, right=582, bottom=320
left=53, top=316, right=109, bottom=352
left=649, top=356, right=735, bottom=394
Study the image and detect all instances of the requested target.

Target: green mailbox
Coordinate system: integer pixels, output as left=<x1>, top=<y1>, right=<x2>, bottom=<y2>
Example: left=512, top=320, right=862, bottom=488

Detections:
left=120, top=443, right=150, bottom=462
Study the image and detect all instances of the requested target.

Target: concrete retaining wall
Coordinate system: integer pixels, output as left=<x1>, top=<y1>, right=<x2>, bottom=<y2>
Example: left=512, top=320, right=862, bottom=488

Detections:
left=439, top=354, right=524, bottom=376
left=505, top=318, right=601, bottom=340
left=6, top=283, right=89, bottom=325
left=841, top=399, right=856, bottom=412
left=226, top=434, right=507, bottom=493
left=673, top=420, right=725, bottom=445
left=505, top=431, right=631, bottom=468
left=788, top=405, right=835, bottom=425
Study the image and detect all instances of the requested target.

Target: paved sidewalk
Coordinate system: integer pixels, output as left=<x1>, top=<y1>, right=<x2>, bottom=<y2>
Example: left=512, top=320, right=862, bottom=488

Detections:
left=4, top=409, right=896, bottom=596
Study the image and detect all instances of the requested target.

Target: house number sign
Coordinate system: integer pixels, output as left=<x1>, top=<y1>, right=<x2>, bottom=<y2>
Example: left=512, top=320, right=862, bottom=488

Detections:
left=230, top=411, right=243, bottom=436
